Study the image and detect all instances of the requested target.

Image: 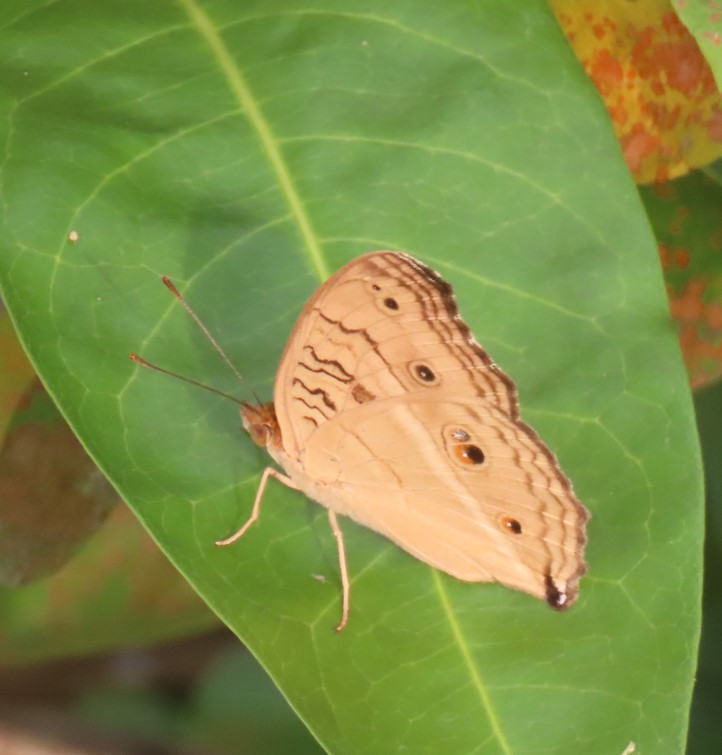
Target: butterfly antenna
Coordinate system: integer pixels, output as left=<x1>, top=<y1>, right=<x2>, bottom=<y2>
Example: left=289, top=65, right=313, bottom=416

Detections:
left=161, top=276, right=262, bottom=405
left=129, top=354, right=248, bottom=406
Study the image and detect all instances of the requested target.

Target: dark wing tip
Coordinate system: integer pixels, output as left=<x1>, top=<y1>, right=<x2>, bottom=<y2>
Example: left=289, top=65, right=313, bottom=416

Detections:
left=545, top=573, right=577, bottom=611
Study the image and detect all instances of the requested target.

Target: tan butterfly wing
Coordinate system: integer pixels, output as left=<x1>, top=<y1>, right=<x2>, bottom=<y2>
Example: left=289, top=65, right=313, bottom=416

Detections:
left=270, top=251, right=588, bottom=608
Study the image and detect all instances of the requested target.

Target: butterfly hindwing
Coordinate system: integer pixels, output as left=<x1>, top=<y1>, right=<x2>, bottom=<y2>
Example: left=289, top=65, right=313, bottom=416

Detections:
left=296, top=393, right=587, bottom=607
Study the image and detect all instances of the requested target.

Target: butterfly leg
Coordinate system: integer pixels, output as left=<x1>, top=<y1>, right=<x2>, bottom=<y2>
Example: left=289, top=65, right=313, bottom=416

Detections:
left=327, top=510, right=350, bottom=633
left=215, top=466, right=298, bottom=546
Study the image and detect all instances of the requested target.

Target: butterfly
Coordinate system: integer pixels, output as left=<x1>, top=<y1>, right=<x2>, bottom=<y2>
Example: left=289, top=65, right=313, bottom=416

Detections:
left=134, top=252, right=589, bottom=631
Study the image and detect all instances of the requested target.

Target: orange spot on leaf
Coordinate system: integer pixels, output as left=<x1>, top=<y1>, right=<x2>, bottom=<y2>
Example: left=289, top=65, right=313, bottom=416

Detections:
left=674, top=248, right=690, bottom=268
left=590, top=48, right=624, bottom=96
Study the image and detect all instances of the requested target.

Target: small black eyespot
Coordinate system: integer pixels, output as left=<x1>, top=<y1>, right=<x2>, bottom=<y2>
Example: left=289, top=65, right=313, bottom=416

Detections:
left=384, top=297, right=399, bottom=310
left=457, top=444, right=484, bottom=465
left=415, top=364, right=436, bottom=382
left=501, top=517, right=522, bottom=535
left=371, top=284, right=381, bottom=291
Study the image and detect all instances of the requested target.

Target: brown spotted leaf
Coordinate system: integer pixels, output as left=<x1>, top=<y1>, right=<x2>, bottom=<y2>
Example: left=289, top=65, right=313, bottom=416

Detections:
left=640, top=163, right=722, bottom=388
left=0, top=378, right=117, bottom=585
left=0, top=310, right=117, bottom=585
left=552, top=0, right=722, bottom=183
left=0, top=312, right=216, bottom=661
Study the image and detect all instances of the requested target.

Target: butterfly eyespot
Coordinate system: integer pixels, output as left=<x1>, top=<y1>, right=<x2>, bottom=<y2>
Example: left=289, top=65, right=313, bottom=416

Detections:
left=454, top=443, right=485, bottom=465
left=451, top=428, right=470, bottom=442
left=412, top=362, right=436, bottom=383
left=384, top=297, right=399, bottom=310
left=371, top=284, right=381, bottom=291
left=501, top=516, right=522, bottom=534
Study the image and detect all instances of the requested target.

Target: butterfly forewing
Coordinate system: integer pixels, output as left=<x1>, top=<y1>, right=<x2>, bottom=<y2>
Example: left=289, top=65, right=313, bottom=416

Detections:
left=274, top=252, right=519, bottom=458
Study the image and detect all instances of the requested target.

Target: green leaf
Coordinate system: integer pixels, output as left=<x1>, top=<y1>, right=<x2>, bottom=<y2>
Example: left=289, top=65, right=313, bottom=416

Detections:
left=0, top=1, right=703, bottom=752
left=689, top=382, right=722, bottom=753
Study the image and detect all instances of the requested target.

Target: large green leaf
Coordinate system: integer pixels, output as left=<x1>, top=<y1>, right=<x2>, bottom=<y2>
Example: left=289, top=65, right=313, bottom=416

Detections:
left=0, top=1, right=703, bottom=753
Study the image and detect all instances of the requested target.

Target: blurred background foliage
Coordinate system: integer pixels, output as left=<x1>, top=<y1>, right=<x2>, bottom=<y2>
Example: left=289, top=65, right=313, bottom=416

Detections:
left=0, top=0, right=721, bottom=752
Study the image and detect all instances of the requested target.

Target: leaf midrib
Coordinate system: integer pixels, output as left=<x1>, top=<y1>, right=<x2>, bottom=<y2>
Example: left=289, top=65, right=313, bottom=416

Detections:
left=180, top=3, right=512, bottom=751
left=433, top=571, right=513, bottom=755
left=179, top=0, right=330, bottom=282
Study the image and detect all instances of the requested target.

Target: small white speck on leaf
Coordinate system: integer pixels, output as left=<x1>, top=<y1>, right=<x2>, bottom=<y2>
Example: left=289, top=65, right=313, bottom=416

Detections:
left=68, top=230, right=79, bottom=243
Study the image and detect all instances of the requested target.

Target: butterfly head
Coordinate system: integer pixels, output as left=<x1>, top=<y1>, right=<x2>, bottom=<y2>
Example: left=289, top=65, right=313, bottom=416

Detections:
left=241, top=402, right=280, bottom=449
